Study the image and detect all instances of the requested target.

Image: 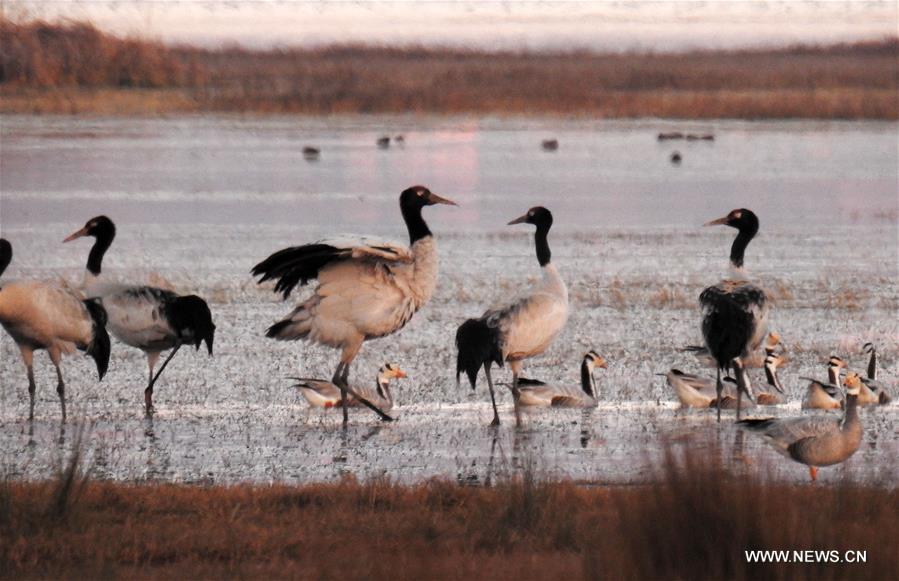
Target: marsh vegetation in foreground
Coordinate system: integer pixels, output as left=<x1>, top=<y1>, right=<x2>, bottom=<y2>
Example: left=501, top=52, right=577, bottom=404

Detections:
left=1, top=443, right=896, bottom=580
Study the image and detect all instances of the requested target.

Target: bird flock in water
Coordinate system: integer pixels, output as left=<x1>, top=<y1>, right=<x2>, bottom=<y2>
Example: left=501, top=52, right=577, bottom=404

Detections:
left=0, top=180, right=892, bottom=482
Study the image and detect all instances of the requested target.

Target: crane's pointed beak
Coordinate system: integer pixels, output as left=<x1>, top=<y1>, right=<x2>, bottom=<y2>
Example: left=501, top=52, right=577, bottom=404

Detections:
left=427, top=193, right=458, bottom=206
left=63, top=227, right=89, bottom=243
left=703, top=216, right=729, bottom=227
left=508, top=213, right=529, bottom=225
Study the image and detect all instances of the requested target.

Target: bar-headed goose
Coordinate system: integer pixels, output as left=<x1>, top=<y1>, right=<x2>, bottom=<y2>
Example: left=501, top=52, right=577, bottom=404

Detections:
left=292, top=363, right=407, bottom=412
left=516, top=351, right=606, bottom=408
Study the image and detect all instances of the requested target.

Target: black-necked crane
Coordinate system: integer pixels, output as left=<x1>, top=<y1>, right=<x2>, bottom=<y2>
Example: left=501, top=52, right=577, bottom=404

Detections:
left=515, top=351, right=605, bottom=408
left=63, top=217, right=216, bottom=415
left=0, top=238, right=110, bottom=420
left=699, top=208, right=769, bottom=421
left=291, top=363, right=407, bottom=411
left=740, top=372, right=865, bottom=481
left=456, top=206, right=569, bottom=426
left=252, top=185, right=456, bottom=424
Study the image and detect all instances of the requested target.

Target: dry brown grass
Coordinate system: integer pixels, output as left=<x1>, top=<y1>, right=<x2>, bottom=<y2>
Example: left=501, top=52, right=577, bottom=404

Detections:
left=1, top=18, right=897, bottom=118
left=2, top=443, right=896, bottom=580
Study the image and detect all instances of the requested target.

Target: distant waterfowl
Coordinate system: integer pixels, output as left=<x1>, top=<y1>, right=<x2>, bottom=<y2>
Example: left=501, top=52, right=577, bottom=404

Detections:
left=252, top=186, right=456, bottom=424
left=541, top=139, right=559, bottom=152
left=302, top=146, right=320, bottom=161
left=63, top=216, right=216, bottom=415
left=670, top=151, right=682, bottom=164
left=456, top=206, right=569, bottom=426
left=394, top=135, right=405, bottom=145
left=377, top=136, right=391, bottom=149
left=515, top=351, right=605, bottom=408
left=699, top=208, right=769, bottom=421
left=0, top=238, right=110, bottom=420
left=292, top=363, right=407, bottom=411
left=860, top=342, right=892, bottom=405
left=739, top=373, right=864, bottom=481
left=657, top=132, right=684, bottom=141
left=684, top=331, right=784, bottom=369
left=801, top=356, right=846, bottom=410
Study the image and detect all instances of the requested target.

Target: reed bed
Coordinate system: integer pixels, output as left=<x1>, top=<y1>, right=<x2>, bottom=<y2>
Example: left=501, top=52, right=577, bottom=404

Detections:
left=2, top=441, right=896, bottom=580
left=1, top=18, right=897, bottom=118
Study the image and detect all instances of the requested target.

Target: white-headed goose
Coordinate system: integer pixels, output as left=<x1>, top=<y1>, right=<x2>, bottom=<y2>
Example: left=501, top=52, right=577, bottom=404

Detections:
left=860, top=342, right=891, bottom=405
left=456, top=206, right=569, bottom=426
left=801, top=356, right=846, bottom=410
left=756, top=352, right=787, bottom=405
left=252, top=185, right=456, bottom=424
left=740, top=373, right=864, bottom=481
left=291, top=363, right=407, bottom=411
left=699, top=208, right=770, bottom=420
left=516, top=351, right=606, bottom=408
left=63, top=216, right=216, bottom=415
left=0, top=238, right=110, bottom=420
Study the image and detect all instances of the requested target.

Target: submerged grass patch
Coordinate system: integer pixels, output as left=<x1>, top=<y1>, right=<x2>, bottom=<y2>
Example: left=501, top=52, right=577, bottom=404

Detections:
left=2, top=442, right=896, bottom=580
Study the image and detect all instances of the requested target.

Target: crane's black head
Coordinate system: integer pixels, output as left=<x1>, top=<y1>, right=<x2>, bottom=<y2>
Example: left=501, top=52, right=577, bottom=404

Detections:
left=508, top=206, right=553, bottom=230
left=399, top=186, right=457, bottom=244
left=509, top=207, right=554, bottom=266
left=703, top=208, right=759, bottom=236
left=0, top=238, right=11, bottom=278
left=64, top=216, right=117, bottom=276
left=399, top=185, right=457, bottom=210
left=704, top=209, right=759, bottom=269
left=64, top=215, right=117, bottom=244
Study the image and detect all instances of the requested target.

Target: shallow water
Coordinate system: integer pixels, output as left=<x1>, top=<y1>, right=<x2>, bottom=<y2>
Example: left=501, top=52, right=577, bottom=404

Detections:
left=1, top=115, right=897, bottom=485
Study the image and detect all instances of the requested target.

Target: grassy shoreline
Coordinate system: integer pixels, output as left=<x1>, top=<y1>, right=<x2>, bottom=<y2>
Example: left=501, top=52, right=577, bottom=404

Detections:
left=2, top=19, right=897, bottom=119
left=2, top=448, right=897, bottom=580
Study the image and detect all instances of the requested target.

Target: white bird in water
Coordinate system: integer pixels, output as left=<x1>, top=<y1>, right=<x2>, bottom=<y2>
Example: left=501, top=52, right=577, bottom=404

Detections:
left=699, top=208, right=770, bottom=421
left=291, top=363, right=407, bottom=411
left=0, top=238, right=110, bottom=420
left=252, top=185, right=456, bottom=424
left=801, top=356, right=846, bottom=410
left=456, top=206, right=569, bottom=426
left=739, top=372, right=865, bottom=481
left=63, top=216, right=216, bottom=415
left=515, top=351, right=606, bottom=408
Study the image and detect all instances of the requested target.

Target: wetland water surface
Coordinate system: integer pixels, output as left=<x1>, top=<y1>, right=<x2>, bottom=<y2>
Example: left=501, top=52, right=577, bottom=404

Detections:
left=1, top=116, right=897, bottom=484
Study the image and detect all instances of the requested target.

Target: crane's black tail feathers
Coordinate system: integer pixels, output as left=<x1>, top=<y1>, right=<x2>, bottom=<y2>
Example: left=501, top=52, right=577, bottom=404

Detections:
left=455, top=318, right=503, bottom=391
left=252, top=243, right=348, bottom=299
left=82, top=299, right=111, bottom=380
left=165, top=295, right=216, bottom=355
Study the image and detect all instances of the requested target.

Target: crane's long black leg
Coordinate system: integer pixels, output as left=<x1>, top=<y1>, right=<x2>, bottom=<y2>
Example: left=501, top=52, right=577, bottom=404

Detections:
left=484, top=364, right=500, bottom=426
left=715, top=367, right=723, bottom=423
left=146, top=344, right=182, bottom=415
left=26, top=364, right=36, bottom=422
left=334, top=362, right=393, bottom=422
left=53, top=361, right=66, bottom=422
